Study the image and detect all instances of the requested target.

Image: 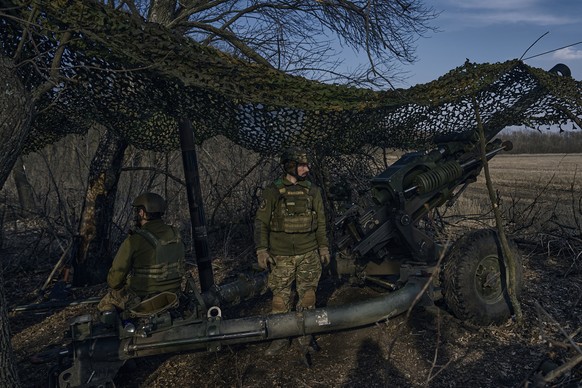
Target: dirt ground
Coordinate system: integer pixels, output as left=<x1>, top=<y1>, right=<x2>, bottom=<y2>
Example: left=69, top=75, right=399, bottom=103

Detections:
left=5, top=234, right=582, bottom=388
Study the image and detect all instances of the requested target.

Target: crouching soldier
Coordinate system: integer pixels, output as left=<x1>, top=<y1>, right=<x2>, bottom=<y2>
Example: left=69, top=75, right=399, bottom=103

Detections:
left=98, top=192, right=185, bottom=313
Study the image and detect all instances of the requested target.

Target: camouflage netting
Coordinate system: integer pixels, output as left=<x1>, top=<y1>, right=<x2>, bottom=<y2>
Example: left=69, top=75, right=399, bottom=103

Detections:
left=0, top=0, right=581, bottom=156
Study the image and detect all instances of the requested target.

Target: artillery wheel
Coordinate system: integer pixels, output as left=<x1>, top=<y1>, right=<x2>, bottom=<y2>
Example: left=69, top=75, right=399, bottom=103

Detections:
left=442, top=229, right=523, bottom=325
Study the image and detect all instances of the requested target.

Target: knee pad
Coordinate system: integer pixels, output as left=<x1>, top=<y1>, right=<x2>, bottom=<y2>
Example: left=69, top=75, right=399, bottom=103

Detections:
left=271, top=295, right=288, bottom=313
left=298, top=289, right=316, bottom=310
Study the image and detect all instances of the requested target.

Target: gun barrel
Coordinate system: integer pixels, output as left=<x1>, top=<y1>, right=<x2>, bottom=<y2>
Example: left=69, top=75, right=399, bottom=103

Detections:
left=404, top=141, right=512, bottom=195
left=460, top=141, right=511, bottom=169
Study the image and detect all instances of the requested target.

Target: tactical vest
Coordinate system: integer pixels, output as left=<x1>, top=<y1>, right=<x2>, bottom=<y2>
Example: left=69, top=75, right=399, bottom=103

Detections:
left=130, top=227, right=185, bottom=286
left=269, top=179, right=319, bottom=233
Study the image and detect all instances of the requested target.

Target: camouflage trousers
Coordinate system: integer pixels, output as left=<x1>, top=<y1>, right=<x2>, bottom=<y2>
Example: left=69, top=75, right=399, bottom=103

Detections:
left=97, top=287, right=141, bottom=312
left=268, top=249, right=322, bottom=314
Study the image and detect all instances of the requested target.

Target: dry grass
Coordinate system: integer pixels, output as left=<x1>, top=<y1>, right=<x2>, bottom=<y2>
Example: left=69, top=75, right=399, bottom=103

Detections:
left=441, top=153, right=582, bottom=236
left=474, top=154, right=582, bottom=199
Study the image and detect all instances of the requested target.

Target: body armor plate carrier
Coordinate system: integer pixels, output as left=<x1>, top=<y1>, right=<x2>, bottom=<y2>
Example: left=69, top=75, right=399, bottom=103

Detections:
left=269, top=179, right=318, bottom=233
left=131, top=228, right=184, bottom=284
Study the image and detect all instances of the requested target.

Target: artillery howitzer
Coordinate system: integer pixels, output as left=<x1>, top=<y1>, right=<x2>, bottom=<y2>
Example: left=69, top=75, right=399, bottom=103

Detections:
left=50, top=135, right=522, bottom=388
left=333, top=135, right=522, bottom=324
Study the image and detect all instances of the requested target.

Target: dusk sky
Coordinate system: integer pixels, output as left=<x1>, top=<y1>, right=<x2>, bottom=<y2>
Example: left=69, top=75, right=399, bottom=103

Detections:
left=393, top=0, right=582, bottom=87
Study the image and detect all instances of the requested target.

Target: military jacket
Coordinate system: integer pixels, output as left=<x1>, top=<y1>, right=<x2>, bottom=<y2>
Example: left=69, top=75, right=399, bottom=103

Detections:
left=107, top=219, right=185, bottom=297
left=255, top=177, right=328, bottom=256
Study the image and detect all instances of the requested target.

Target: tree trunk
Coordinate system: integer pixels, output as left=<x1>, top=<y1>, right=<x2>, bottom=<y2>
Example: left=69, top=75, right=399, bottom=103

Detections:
left=1, top=207, right=20, bottom=387
left=0, top=58, right=34, bottom=190
left=72, top=130, right=128, bottom=286
left=0, top=55, right=33, bottom=388
left=0, top=264, right=21, bottom=388
left=12, top=156, right=37, bottom=215
left=148, top=0, right=177, bottom=25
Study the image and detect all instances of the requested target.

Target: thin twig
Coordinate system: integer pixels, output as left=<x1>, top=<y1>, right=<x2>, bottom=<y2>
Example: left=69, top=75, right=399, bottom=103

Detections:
left=534, top=301, right=582, bottom=356
left=522, top=40, right=582, bottom=61
left=121, top=166, right=186, bottom=186
left=540, top=354, right=582, bottom=385
left=519, top=31, right=549, bottom=61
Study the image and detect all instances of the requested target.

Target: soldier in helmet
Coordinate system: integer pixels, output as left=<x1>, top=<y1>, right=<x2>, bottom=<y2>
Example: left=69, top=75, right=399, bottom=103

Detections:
left=98, top=193, right=186, bottom=312
left=255, top=147, right=330, bottom=356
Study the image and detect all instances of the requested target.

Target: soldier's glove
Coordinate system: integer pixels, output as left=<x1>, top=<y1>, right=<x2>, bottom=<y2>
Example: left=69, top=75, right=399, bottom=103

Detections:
left=257, top=249, right=271, bottom=270
left=319, top=247, right=331, bottom=266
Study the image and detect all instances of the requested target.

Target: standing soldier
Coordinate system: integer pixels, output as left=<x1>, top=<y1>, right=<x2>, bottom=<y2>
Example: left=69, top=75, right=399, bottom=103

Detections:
left=98, top=192, right=185, bottom=312
left=255, top=147, right=330, bottom=356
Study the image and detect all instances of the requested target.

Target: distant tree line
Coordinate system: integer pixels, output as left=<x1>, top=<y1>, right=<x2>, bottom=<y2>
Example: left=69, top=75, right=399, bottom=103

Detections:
left=499, top=129, right=582, bottom=154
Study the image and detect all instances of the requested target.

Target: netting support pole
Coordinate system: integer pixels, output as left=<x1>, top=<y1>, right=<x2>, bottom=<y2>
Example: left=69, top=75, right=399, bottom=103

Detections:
left=178, top=118, right=215, bottom=292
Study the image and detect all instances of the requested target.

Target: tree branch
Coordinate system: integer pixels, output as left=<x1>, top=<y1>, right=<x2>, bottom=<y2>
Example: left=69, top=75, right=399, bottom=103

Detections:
left=180, top=21, right=273, bottom=67
left=121, top=166, right=186, bottom=186
left=32, top=30, right=72, bottom=101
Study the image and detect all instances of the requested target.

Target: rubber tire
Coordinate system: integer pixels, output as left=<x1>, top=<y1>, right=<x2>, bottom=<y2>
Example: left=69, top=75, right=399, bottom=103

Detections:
left=442, top=229, right=523, bottom=325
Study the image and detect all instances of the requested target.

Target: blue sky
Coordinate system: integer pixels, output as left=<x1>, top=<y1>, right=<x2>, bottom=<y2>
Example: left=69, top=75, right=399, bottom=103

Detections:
left=395, top=0, right=582, bottom=87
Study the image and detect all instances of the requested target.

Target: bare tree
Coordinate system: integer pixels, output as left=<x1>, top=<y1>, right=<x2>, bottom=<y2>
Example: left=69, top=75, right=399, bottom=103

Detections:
left=130, top=0, right=438, bottom=87
left=0, top=44, right=32, bottom=388
left=0, top=15, right=71, bottom=384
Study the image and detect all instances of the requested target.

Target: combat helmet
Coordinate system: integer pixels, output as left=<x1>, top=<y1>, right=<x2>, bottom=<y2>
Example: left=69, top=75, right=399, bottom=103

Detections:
left=280, top=147, right=310, bottom=180
left=132, top=192, right=167, bottom=214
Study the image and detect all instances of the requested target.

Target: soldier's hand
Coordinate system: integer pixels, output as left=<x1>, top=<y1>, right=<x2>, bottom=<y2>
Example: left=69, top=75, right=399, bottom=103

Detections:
left=257, top=249, right=271, bottom=270
left=319, top=247, right=330, bottom=266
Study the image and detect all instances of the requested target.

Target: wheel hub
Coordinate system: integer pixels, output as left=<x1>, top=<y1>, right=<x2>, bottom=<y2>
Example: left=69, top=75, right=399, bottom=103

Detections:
left=474, top=255, right=503, bottom=303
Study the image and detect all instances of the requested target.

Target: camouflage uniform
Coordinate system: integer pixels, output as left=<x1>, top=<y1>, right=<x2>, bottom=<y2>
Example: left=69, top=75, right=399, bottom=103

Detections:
left=255, top=177, right=328, bottom=313
left=98, top=219, right=185, bottom=312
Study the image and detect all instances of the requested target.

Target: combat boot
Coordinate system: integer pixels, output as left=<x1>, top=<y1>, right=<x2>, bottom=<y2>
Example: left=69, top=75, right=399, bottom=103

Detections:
left=264, top=338, right=289, bottom=356
left=296, top=335, right=319, bottom=367
left=297, top=335, right=319, bottom=353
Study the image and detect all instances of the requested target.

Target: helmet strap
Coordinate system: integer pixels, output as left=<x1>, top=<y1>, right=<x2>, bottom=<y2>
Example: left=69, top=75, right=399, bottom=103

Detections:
left=283, top=161, right=306, bottom=181
left=295, top=166, right=306, bottom=181
left=282, top=160, right=307, bottom=181
left=133, top=207, right=144, bottom=228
